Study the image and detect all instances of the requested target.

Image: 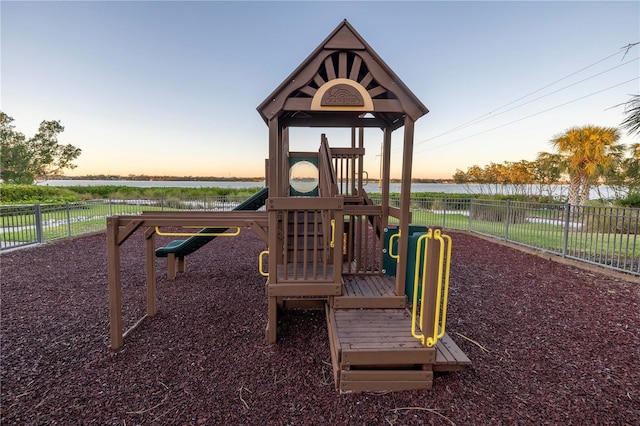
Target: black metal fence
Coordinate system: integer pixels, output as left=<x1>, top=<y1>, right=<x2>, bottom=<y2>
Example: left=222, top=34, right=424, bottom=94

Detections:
left=0, top=197, right=247, bottom=250
left=2, top=197, right=639, bottom=276
left=371, top=196, right=640, bottom=276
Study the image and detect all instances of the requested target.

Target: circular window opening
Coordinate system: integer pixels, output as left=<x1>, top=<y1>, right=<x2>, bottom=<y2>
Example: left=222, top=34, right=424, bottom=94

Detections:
left=290, top=160, right=319, bottom=194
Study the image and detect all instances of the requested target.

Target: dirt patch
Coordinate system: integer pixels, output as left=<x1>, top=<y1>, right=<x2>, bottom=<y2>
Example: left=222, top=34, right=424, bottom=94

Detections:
left=1, top=230, right=638, bottom=424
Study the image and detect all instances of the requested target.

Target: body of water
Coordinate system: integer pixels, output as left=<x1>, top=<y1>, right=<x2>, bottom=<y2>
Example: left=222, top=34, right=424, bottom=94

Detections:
left=39, top=180, right=614, bottom=199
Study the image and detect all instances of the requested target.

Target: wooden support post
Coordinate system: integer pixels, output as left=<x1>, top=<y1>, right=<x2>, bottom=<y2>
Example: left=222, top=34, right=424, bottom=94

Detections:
left=396, top=118, right=415, bottom=297
left=177, top=256, right=186, bottom=274
left=358, top=127, right=364, bottom=194
left=145, top=228, right=157, bottom=316
left=381, top=128, right=391, bottom=236
left=107, top=217, right=123, bottom=349
left=421, top=227, right=442, bottom=341
left=167, top=253, right=177, bottom=280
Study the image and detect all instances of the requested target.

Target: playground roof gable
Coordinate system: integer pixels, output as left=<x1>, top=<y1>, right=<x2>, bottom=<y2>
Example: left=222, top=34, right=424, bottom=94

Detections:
left=257, top=20, right=428, bottom=131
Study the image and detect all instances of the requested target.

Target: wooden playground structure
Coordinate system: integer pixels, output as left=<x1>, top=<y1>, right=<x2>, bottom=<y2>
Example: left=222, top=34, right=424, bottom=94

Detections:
left=107, top=20, right=470, bottom=393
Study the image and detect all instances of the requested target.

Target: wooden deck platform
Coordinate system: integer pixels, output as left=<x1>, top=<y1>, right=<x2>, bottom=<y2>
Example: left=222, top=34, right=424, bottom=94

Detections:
left=326, top=306, right=470, bottom=393
left=332, top=275, right=405, bottom=309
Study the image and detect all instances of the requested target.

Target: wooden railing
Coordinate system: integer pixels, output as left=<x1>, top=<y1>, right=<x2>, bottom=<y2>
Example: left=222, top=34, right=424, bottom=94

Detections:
left=331, top=147, right=366, bottom=197
left=343, top=204, right=384, bottom=275
left=267, top=197, right=344, bottom=293
left=319, top=135, right=338, bottom=198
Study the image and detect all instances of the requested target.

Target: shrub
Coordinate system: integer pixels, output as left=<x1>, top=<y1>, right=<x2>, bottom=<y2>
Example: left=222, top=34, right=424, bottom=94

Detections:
left=0, top=184, right=79, bottom=204
left=617, top=192, right=640, bottom=208
left=471, top=201, right=527, bottom=223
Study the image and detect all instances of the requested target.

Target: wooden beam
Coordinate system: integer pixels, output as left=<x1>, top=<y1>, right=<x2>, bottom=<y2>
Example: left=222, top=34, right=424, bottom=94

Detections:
left=324, top=55, right=336, bottom=80
left=267, top=283, right=342, bottom=297
left=282, top=98, right=402, bottom=113
left=267, top=197, right=343, bottom=211
left=358, top=50, right=428, bottom=121
left=248, top=220, right=269, bottom=244
left=349, top=55, right=362, bottom=81
left=360, top=72, right=373, bottom=88
left=396, top=117, right=415, bottom=297
left=343, top=205, right=383, bottom=215
left=368, top=86, right=387, bottom=98
left=107, top=217, right=123, bottom=349
left=299, top=86, right=316, bottom=97
left=117, top=219, right=143, bottom=245
left=145, top=229, right=157, bottom=316
left=341, top=347, right=435, bottom=365
left=269, top=115, right=279, bottom=198
left=281, top=114, right=389, bottom=129
left=331, top=147, right=365, bottom=156
left=281, top=299, right=327, bottom=309
left=167, top=253, right=177, bottom=280
left=381, top=127, right=391, bottom=235
left=313, top=73, right=325, bottom=88
left=338, top=52, right=347, bottom=78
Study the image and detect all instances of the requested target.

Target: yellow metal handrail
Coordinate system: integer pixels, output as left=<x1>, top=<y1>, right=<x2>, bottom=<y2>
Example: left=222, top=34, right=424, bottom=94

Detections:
left=410, top=228, right=452, bottom=348
left=154, top=227, right=241, bottom=237
left=330, top=219, right=336, bottom=248
left=259, top=250, right=269, bottom=277
left=389, top=230, right=401, bottom=261
left=411, top=230, right=430, bottom=345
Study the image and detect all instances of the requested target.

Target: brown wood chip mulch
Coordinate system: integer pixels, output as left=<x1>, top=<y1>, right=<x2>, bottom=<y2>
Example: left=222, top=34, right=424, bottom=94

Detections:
left=1, top=230, right=639, bottom=425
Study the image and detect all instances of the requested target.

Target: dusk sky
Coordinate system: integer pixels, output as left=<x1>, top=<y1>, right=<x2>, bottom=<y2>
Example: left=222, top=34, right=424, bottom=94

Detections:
left=2, top=1, right=639, bottom=179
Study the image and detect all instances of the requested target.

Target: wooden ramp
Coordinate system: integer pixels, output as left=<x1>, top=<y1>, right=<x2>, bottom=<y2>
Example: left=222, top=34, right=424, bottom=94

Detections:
left=326, top=275, right=471, bottom=393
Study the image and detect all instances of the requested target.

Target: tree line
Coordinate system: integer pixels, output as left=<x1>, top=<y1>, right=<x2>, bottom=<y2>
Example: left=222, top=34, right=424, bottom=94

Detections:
left=454, top=95, right=640, bottom=206
left=2, top=93, right=639, bottom=205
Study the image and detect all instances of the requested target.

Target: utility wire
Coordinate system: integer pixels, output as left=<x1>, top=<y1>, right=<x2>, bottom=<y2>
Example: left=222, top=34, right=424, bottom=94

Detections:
left=419, top=57, right=639, bottom=143
left=407, top=42, right=639, bottom=150
left=412, top=77, right=639, bottom=156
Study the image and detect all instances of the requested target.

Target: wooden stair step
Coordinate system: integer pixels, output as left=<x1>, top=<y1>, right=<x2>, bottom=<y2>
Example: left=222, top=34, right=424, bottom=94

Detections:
left=333, top=275, right=405, bottom=309
left=339, top=370, right=433, bottom=393
left=326, top=305, right=470, bottom=393
left=434, top=332, right=472, bottom=372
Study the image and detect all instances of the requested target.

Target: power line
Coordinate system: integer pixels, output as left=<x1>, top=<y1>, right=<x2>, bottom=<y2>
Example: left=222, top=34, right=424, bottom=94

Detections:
left=422, top=57, right=638, bottom=144
left=413, top=77, right=640, bottom=155
left=408, top=42, right=639, bottom=150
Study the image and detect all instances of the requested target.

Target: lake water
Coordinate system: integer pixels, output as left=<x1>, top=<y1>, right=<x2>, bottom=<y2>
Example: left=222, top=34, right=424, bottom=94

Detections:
left=39, top=179, right=616, bottom=199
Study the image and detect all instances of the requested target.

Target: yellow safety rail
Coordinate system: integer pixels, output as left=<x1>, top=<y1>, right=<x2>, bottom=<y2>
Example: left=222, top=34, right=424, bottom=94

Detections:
left=154, top=226, right=241, bottom=237
left=410, top=228, right=452, bottom=348
left=259, top=250, right=269, bottom=277
left=389, top=230, right=401, bottom=261
left=329, top=219, right=336, bottom=248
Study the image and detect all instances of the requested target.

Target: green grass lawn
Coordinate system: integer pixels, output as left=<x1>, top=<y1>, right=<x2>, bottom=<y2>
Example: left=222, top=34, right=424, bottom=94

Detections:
left=3, top=200, right=639, bottom=273
left=0, top=202, right=168, bottom=243
left=409, top=208, right=640, bottom=261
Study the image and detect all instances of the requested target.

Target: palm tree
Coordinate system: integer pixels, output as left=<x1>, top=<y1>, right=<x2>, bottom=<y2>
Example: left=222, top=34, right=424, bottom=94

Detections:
left=548, top=125, right=623, bottom=205
left=621, top=94, right=640, bottom=137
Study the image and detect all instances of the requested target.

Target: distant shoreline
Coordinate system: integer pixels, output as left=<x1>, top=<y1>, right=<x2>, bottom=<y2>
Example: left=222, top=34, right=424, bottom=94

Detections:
left=45, top=175, right=456, bottom=184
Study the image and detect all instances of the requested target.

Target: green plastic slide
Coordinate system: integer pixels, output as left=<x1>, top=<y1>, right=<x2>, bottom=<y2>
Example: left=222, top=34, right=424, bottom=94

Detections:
left=155, top=187, right=269, bottom=258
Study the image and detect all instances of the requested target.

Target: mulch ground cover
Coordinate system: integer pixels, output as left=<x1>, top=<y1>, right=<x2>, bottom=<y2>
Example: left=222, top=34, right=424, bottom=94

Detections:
left=1, top=229, right=639, bottom=425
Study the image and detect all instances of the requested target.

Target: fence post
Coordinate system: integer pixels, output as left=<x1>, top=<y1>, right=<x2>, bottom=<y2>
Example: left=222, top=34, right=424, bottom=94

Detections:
left=562, top=203, right=571, bottom=258
left=442, top=199, right=447, bottom=229
left=66, top=202, right=72, bottom=237
left=505, top=199, right=511, bottom=241
left=35, top=204, right=44, bottom=243
left=468, top=199, right=473, bottom=232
